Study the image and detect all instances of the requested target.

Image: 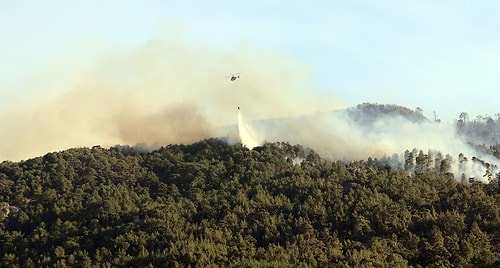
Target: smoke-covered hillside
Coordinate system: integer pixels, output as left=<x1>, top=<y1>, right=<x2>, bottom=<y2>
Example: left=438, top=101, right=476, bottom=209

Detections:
left=0, top=139, right=499, bottom=267
left=3, top=95, right=500, bottom=182
left=456, top=112, right=500, bottom=155
left=233, top=103, right=499, bottom=183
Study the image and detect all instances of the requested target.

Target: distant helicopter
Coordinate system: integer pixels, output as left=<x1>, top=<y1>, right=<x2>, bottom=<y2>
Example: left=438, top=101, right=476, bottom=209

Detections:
left=226, top=73, right=240, bottom=81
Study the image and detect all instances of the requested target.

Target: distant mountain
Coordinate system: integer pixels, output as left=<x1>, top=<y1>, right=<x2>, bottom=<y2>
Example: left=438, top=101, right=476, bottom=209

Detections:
left=345, top=103, right=429, bottom=125
left=248, top=103, right=430, bottom=132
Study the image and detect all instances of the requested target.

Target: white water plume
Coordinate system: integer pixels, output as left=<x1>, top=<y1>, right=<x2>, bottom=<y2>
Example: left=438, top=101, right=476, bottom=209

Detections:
left=238, top=109, right=262, bottom=149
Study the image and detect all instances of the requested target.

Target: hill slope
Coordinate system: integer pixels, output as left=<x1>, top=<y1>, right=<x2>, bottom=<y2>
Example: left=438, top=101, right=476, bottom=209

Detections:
left=0, top=139, right=499, bottom=267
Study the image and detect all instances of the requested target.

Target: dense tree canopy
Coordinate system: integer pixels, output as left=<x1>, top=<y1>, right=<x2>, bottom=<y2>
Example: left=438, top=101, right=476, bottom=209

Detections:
left=0, top=139, right=499, bottom=267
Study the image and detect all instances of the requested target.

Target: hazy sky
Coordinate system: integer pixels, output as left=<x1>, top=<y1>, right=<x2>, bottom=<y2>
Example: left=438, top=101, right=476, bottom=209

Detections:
left=2, top=1, right=500, bottom=120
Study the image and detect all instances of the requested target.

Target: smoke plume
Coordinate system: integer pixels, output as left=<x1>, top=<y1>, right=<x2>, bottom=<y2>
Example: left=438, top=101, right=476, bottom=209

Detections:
left=0, top=37, right=342, bottom=161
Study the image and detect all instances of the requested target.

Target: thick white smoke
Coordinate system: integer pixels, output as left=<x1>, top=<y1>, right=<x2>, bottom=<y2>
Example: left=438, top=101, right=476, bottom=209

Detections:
left=232, top=108, right=499, bottom=183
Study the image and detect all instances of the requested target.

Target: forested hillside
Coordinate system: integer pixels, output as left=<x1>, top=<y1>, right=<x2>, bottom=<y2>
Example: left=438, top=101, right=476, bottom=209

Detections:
left=1, top=139, right=499, bottom=267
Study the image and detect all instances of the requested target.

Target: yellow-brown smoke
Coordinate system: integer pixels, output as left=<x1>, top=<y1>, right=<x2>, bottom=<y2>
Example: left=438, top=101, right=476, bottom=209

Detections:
left=0, top=38, right=344, bottom=161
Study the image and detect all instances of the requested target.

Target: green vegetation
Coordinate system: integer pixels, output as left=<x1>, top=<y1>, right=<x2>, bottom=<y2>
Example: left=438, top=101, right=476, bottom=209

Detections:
left=0, top=139, right=499, bottom=267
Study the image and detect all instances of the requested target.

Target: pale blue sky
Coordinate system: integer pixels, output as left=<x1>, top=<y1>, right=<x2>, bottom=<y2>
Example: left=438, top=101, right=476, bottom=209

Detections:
left=1, top=0, right=499, bottom=121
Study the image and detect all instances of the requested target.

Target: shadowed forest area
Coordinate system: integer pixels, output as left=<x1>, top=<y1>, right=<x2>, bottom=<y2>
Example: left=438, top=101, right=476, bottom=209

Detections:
left=0, top=138, right=499, bottom=267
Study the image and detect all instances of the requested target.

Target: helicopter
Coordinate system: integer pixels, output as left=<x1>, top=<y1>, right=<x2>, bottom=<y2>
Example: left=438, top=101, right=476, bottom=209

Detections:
left=226, top=73, right=240, bottom=81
